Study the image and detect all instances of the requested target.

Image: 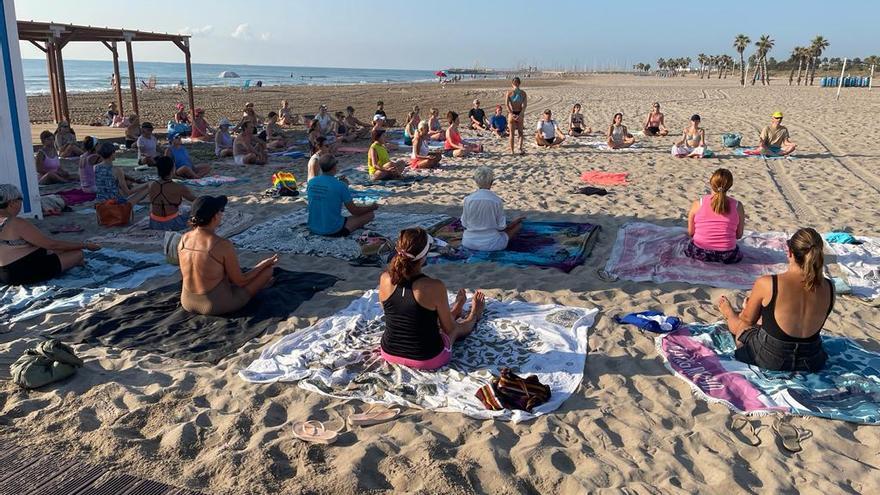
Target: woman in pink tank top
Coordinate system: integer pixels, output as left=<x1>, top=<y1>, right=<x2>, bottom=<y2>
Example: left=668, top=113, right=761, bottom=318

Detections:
left=685, top=168, right=745, bottom=264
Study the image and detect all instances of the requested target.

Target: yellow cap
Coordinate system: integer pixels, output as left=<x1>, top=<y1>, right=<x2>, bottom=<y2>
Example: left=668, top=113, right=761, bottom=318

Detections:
left=771, top=111, right=784, bottom=118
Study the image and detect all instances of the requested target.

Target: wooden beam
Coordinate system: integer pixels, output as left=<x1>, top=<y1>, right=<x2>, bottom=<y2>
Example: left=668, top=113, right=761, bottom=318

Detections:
left=178, top=39, right=195, bottom=115
left=28, top=40, right=47, bottom=53
left=45, top=41, right=61, bottom=123
left=109, top=42, right=124, bottom=116
left=125, top=39, right=139, bottom=115
left=54, top=42, right=70, bottom=123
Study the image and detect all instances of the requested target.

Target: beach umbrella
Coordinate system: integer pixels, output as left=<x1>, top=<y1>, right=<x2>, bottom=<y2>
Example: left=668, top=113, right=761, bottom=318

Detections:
left=435, top=71, right=447, bottom=78
left=219, top=71, right=240, bottom=78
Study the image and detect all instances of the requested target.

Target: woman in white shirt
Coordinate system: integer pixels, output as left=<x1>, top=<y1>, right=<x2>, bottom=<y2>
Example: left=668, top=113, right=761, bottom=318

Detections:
left=535, top=109, right=565, bottom=148
left=461, top=167, right=524, bottom=251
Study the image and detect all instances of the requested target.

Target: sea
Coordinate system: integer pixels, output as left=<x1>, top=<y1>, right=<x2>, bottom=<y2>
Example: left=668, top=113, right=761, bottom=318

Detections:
left=21, top=59, right=439, bottom=95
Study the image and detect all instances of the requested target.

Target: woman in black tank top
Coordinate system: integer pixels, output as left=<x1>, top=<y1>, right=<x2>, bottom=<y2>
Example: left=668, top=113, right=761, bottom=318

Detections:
left=378, top=227, right=485, bottom=368
left=717, top=228, right=834, bottom=372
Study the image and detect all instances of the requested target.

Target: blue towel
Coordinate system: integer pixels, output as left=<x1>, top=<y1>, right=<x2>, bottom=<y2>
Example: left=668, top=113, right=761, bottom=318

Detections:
left=614, top=311, right=682, bottom=334
left=825, top=232, right=859, bottom=244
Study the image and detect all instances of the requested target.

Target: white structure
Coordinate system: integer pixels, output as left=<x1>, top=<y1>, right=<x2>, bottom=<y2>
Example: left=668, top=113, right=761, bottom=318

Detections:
left=0, top=0, right=40, bottom=217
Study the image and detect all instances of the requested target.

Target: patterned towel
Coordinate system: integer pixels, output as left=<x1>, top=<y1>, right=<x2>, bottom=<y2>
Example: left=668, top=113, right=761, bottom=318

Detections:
left=657, top=323, right=880, bottom=424
left=733, top=147, right=795, bottom=160
left=604, top=222, right=788, bottom=289
left=183, top=175, right=248, bottom=187
left=0, top=249, right=177, bottom=324
left=239, top=290, right=597, bottom=422
left=232, top=210, right=450, bottom=260
left=429, top=219, right=600, bottom=273
left=825, top=234, right=880, bottom=299
left=88, top=209, right=254, bottom=246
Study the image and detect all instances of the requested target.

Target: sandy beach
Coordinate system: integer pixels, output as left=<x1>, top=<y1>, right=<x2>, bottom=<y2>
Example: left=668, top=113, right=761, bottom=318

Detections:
left=3, top=74, right=880, bottom=494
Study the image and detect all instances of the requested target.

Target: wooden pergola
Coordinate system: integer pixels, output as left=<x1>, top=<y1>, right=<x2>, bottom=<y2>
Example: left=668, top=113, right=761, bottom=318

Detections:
left=16, top=21, right=194, bottom=123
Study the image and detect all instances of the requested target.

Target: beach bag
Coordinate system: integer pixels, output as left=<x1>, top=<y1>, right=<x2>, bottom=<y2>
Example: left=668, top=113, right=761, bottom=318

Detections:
left=96, top=199, right=133, bottom=226
left=11, top=339, right=82, bottom=389
left=721, top=133, right=742, bottom=148
left=271, top=171, right=299, bottom=197
left=475, top=368, right=551, bottom=412
left=167, top=122, right=191, bottom=136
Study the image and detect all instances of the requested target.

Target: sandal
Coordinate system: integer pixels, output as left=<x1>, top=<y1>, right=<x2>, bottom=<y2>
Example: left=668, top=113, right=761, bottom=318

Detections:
left=730, top=415, right=762, bottom=446
left=290, top=420, right=340, bottom=444
left=773, top=417, right=812, bottom=453
left=348, top=406, right=400, bottom=427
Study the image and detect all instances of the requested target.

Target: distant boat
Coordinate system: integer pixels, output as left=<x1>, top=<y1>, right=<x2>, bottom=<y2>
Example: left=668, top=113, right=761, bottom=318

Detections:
left=219, top=71, right=240, bottom=78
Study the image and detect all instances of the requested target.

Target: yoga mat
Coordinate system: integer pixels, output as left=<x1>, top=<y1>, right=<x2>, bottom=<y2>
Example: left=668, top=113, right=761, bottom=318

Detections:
left=53, top=188, right=96, bottom=206
left=182, top=175, right=249, bottom=187
left=239, top=290, right=597, bottom=422
left=88, top=209, right=254, bottom=246
left=428, top=219, right=600, bottom=273
left=733, top=147, right=794, bottom=160
left=657, top=323, right=880, bottom=424
left=51, top=270, right=339, bottom=363
left=232, top=210, right=450, bottom=260
left=0, top=249, right=178, bottom=324
left=580, top=171, right=629, bottom=186
left=604, top=222, right=789, bottom=289
left=580, top=140, right=643, bottom=152
left=339, top=170, right=427, bottom=188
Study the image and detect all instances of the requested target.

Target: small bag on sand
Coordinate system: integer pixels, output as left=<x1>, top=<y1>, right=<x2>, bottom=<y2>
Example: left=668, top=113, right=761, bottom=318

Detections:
left=271, top=171, right=299, bottom=197
left=11, top=339, right=82, bottom=389
left=721, top=133, right=742, bottom=148
left=96, top=199, right=133, bottom=227
left=476, top=368, right=551, bottom=412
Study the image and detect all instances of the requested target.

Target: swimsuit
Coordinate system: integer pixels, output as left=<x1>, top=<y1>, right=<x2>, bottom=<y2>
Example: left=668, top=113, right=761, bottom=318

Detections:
left=41, top=152, right=61, bottom=174
left=0, top=218, right=62, bottom=285
left=611, top=125, right=626, bottom=145
left=380, top=273, right=451, bottom=370
left=149, top=180, right=187, bottom=231
left=179, top=236, right=251, bottom=316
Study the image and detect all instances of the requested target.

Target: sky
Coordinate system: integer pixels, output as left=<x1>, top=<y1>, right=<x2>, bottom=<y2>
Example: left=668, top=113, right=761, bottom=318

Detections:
left=13, top=0, right=877, bottom=70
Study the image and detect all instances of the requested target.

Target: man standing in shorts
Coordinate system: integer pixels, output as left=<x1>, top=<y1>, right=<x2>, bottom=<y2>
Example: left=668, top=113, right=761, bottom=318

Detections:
left=506, top=77, right=528, bottom=155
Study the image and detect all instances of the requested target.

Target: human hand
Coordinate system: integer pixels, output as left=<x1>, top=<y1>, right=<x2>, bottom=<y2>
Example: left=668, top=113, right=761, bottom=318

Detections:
left=84, top=242, right=101, bottom=251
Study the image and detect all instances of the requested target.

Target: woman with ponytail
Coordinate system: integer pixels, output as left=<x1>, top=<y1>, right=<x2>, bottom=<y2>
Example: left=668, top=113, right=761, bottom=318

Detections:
left=378, top=227, right=485, bottom=370
left=718, top=227, right=834, bottom=372
left=685, top=168, right=745, bottom=264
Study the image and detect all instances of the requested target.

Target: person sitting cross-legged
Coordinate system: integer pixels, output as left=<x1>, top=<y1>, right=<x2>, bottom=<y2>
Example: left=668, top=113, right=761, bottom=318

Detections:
left=307, top=155, right=378, bottom=237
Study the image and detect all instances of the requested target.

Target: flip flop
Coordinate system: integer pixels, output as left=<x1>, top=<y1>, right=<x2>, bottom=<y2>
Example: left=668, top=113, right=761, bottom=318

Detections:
left=730, top=415, right=762, bottom=446
left=773, top=417, right=812, bottom=453
left=290, top=420, right=340, bottom=444
left=348, top=406, right=400, bottom=427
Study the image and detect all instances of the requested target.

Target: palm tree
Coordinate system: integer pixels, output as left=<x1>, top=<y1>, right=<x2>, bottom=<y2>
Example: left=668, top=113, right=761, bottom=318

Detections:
left=795, top=47, right=809, bottom=85
left=808, top=36, right=830, bottom=85
left=734, top=34, right=751, bottom=86
left=751, top=35, right=774, bottom=85
left=788, top=47, right=802, bottom=85
left=657, top=58, right=666, bottom=74
left=698, top=54, right=707, bottom=78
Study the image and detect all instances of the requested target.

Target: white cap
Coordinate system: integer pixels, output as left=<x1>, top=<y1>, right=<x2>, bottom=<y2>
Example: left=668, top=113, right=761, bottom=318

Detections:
left=373, top=114, right=386, bottom=121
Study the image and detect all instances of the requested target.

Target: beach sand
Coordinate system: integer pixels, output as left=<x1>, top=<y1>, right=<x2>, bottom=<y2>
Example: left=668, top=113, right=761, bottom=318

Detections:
left=3, top=75, right=880, bottom=494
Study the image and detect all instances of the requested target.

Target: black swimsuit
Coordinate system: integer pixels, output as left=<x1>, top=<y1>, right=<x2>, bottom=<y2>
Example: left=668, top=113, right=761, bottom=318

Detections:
left=380, top=274, right=444, bottom=360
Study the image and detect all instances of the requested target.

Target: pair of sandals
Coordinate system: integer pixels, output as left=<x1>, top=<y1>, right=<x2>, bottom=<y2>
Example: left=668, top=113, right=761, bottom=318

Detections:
left=731, top=415, right=813, bottom=453
left=290, top=406, right=401, bottom=445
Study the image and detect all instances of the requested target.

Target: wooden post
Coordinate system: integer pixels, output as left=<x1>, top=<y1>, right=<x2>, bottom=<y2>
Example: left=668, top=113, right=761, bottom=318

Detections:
left=125, top=38, right=139, bottom=116
left=34, top=40, right=61, bottom=123
left=105, top=41, right=125, bottom=116
left=870, top=64, right=875, bottom=91
left=53, top=40, right=70, bottom=123
left=836, top=58, right=848, bottom=101
left=181, top=38, right=195, bottom=114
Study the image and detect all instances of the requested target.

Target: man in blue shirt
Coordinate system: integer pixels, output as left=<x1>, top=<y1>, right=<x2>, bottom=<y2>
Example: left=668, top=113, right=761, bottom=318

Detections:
left=490, top=105, right=508, bottom=138
left=307, top=156, right=378, bottom=236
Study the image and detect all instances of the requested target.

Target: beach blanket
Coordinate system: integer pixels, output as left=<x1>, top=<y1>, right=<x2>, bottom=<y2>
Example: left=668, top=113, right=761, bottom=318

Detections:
left=733, top=147, right=794, bottom=160
left=233, top=210, right=450, bottom=259
left=657, top=323, right=880, bottom=424
left=53, top=188, right=96, bottom=206
left=268, top=150, right=306, bottom=159
left=580, top=140, right=643, bottom=152
left=87, top=209, right=254, bottom=246
left=339, top=170, right=427, bottom=187
left=350, top=188, right=393, bottom=205
left=580, top=171, right=629, bottom=186
left=826, top=234, right=880, bottom=299
left=51, top=270, right=339, bottom=363
left=182, top=175, right=248, bottom=187
left=605, top=222, right=788, bottom=289
left=428, top=219, right=599, bottom=273
left=239, top=290, right=597, bottom=422
left=113, top=157, right=141, bottom=168
left=0, top=249, right=177, bottom=324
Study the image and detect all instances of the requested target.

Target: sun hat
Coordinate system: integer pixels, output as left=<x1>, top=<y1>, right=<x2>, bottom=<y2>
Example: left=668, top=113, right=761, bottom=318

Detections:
left=191, top=195, right=228, bottom=225
left=218, top=117, right=232, bottom=127
left=176, top=103, right=185, bottom=110
left=772, top=111, right=784, bottom=118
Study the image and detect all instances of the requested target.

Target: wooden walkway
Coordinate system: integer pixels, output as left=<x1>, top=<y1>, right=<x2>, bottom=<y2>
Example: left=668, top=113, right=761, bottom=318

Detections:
left=30, top=123, right=128, bottom=147
left=0, top=441, right=206, bottom=495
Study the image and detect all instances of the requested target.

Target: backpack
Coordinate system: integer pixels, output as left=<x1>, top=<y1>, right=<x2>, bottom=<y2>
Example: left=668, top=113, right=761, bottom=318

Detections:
left=475, top=368, right=551, bottom=412
left=721, top=133, right=742, bottom=148
left=271, top=171, right=299, bottom=197
left=11, top=339, right=83, bottom=389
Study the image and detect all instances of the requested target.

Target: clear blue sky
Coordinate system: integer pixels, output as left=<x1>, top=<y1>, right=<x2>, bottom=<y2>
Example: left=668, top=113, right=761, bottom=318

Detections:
left=13, top=0, right=876, bottom=70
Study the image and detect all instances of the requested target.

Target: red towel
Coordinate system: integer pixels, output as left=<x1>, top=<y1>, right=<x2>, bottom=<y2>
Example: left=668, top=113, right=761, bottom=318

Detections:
left=55, top=188, right=96, bottom=206
left=580, top=171, right=629, bottom=186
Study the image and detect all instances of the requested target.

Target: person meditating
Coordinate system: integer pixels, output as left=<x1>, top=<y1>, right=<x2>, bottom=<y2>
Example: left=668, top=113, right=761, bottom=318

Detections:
left=378, top=227, right=486, bottom=370
left=178, top=195, right=277, bottom=316
left=137, top=122, right=160, bottom=166
left=756, top=111, right=797, bottom=156
left=166, top=133, right=212, bottom=178
left=427, top=108, right=445, bottom=141
left=215, top=118, right=234, bottom=158
left=190, top=108, right=214, bottom=141
left=124, top=114, right=141, bottom=149
left=685, top=168, right=745, bottom=264
left=174, top=103, right=190, bottom=125
left=569, top=103, right=591, bottom=136
left=718, top=228, right=833, bottom=372
left=54, top=122, right=84, bottom=157
left=671, top=114, right=708, bottom=158
left=468, top=99, right=489, bottom=131
left=462, top=167, right=524, bottom=251
left=535, top=109, right=565, bottom=148
left=279, top=99, right=298, bottom=126
left=129, top=156, right=196, bottom=231
left=607, top=112, right=636, bottom=149
left=490, top=105, right=508, bottom=137
left=506, top=77, right=528, bottom=155
left=0, top=184, right=100, bottom=285
left=410, top=121, right=442, bottom=169
left=343, top=106, right=371, bottom=139
left=643, top=102, right=669, bottom=136
left=307, top=156, right=377, bottom=236
left=78, top=136, right=100, bottom=193
left=95, top=142, right=145, bottom=202
left=233, top=121, right=268, bottom=165
left=368, top=129, right=407, bottom=180
left=35, top=130, right=74, bottom=184
left=444, top=112, right=483, bottom=157
left=402, top=111, right=419, bottom=146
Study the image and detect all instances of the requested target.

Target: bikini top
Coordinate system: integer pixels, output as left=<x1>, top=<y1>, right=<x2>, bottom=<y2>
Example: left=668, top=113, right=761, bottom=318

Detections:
left=761, top=274, right=835, bottom=342
left=648, top=112, right=662, bottom=126
left=151, top=180, right=182, bottom=217
left=180, top=234, right=224, bottom=267
left=509, top=89, right=524, bottom=103
left=571, top=114, right=584, bottom=126
left=0, top=218, right=31, bottom=247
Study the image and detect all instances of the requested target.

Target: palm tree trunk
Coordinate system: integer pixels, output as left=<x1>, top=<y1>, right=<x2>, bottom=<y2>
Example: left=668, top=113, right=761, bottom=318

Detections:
left=739, top=54, right=746, bottom=86
left=796, top=58, right=803, bottom=85
left=789, top=65, right=796, bottom=85
left=765, top=58, right=770, bottom=85
left=751, top=59, right=760, bottom=85
left=810, top=57, right=817, bottom=85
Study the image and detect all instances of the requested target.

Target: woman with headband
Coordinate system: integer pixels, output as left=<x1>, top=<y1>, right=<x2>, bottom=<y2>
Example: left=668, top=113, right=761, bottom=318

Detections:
left=378, top=227, right=485, bottom=370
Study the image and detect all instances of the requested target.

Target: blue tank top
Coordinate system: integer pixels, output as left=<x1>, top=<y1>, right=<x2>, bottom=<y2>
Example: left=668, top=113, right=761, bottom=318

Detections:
left=95, top=163, right=120, bottom=201
left=169, top=145, right=192, bottom=169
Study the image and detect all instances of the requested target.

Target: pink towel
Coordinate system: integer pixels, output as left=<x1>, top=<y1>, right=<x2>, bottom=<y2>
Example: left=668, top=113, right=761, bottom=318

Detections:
left=54, top=188, right=96, bottom=206
left=580, top=171, right=629, bottom=186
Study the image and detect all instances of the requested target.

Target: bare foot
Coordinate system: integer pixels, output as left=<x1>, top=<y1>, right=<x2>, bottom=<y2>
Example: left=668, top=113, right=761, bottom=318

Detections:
left=469, top=291, right=486, bottom=322
left=451, top=288, right=466, bottom=319
left=717, top=295, right=734, bottom=319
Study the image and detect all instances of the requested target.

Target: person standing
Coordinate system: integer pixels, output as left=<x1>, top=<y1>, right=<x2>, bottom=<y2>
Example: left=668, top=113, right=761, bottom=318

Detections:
left=506, top=77, right=528, bottom=155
